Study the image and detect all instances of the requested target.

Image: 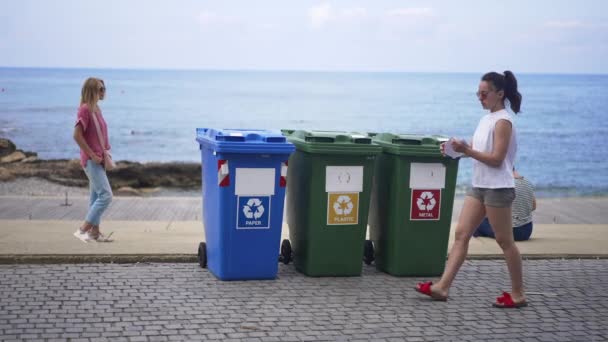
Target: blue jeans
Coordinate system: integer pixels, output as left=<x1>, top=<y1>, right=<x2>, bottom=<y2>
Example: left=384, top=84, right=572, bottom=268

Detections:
left=473, top=218, right=533, bottom=241
left=84, top=160, right=113, bottom=226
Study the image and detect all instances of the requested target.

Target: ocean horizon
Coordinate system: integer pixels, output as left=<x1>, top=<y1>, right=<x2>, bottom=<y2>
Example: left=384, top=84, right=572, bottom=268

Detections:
left=1, top=67, right=607, bottom=197
left=3, top=65, right=607, bottom=75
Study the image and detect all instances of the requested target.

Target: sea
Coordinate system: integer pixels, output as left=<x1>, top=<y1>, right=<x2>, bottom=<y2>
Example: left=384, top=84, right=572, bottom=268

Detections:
left=1, top=67, right=607, bottom=197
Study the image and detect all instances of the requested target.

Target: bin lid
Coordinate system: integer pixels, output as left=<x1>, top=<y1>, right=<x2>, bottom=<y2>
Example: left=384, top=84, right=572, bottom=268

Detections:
left=281, top=129, right=382, bottom=155
left=369, top=132, right=448, bottom=157
left=196, top=128, right=295, bottom=154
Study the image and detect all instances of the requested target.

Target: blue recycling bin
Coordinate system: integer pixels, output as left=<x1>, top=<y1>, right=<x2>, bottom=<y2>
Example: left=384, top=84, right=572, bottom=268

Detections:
left=196, top=128, right=295, bottom=280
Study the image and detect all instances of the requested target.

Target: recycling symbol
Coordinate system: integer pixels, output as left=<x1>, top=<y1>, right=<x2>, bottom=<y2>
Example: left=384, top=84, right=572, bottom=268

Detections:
left=338, top=172, right=351, bottom=184
left=416, top=191, right=437, bottom=211
left=333, top=195, right=354, bottom=215
left=243, top=198, right=265, bottom=219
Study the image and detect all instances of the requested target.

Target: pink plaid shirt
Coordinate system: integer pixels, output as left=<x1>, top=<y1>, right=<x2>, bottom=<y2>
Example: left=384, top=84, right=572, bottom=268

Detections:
left=75, top=104, right=110, bottom=168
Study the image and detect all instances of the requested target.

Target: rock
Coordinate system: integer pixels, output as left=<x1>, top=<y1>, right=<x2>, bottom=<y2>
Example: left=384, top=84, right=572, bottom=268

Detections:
left=139, top=187, right=161, bottom=195
left=0, top=168, right=15, bottom=182
left=107, top=161, right=201, bottom=189
left=0, top=137, right=202, bottom=190
left=0, top=151, right=26, bottom=163
left=21, top=156, right=38, bottom=163
left=47, top=174, right=88, bottom=187
left=115, top=186, right=142, bottom=196
left=0, top=138, right=16, bottom=157
left=67, top=159, right=82, bottom=168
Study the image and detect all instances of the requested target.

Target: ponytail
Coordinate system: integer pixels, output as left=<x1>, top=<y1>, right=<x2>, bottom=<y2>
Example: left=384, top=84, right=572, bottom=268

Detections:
left=481, top=71, right=523, bottom=114
left=503, top=70, right=522, bottom=113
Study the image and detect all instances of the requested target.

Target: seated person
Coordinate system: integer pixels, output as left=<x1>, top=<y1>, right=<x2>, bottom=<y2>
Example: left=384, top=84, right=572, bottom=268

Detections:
left=473, top=167, right=536, bottom=241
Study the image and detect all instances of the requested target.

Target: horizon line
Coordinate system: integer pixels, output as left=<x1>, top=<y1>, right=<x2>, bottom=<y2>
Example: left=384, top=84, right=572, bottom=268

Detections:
left=0, top=65, right=607, bottom=76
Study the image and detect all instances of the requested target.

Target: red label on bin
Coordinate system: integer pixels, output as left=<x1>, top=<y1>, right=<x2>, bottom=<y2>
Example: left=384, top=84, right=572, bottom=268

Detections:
left=410, top=189, right=441, bottom=221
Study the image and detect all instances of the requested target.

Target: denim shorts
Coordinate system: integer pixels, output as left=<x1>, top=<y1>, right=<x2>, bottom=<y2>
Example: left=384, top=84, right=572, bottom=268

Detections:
left=466, top=187, right=515, bottom=208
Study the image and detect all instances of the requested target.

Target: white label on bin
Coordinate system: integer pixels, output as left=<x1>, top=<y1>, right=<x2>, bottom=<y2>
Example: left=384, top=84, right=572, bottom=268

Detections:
left=325, top=166, right=363, bottom=193
left=409, top=163, right=445, bottom=189
left=235, top=168, right=275, bottom=195
left=237, top=195, right=271, bottom=229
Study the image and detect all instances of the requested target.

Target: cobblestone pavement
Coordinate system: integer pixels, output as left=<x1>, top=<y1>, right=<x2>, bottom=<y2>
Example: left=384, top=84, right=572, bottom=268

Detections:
left=1, top=260, right=607, bottom=342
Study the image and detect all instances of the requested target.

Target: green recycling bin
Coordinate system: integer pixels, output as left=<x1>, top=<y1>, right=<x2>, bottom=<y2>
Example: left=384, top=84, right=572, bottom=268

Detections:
left=282, top=130, right=382, bottom=277
left=366, top=133, right=459, bottom=276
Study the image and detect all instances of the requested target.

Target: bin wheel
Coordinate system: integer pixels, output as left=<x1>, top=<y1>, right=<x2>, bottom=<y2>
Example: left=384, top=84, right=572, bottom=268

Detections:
left=279, top=239, right=292, bottom=265
left=197, top=242, right=207, bottom=268
left=363, top=240, right=375, bottom=265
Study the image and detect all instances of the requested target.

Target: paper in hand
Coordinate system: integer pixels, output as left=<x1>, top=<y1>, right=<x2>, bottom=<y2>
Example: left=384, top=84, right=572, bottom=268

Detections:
left=444, top=138, right=464, bottom=159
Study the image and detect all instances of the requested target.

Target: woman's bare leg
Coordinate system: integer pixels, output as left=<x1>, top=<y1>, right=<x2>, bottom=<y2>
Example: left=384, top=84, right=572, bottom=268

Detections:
left=432, top=196, right=486, bottom=297
left=80, top=222, right=93, bottom=233
left=90, top=225, right=100, bottom=239
left=486, top=205, right=526, bottom=302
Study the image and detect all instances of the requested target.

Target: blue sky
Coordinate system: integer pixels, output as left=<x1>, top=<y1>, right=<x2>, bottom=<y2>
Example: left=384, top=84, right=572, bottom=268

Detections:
left=1, top=0, right=607, bottom=73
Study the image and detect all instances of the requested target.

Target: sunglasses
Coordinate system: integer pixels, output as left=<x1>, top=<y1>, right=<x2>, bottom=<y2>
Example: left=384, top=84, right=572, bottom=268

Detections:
left=476, top=90, right=492, bottom=99
left=99, top=87, right=106, bottom=92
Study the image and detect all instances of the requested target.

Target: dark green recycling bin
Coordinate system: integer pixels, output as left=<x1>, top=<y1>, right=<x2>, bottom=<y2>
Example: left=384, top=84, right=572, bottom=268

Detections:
left=282, top=130, right=382, bottom=277
left=367, top=133, right=459, bottom=276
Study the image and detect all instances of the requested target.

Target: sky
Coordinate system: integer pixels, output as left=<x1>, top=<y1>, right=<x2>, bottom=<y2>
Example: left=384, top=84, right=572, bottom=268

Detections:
left=1, top=0, right=607, bottom=74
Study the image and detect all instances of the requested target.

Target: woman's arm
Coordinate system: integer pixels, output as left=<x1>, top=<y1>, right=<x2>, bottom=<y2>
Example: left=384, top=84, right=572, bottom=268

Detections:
left=73, top=125, right=102, bottom=164
left=453, top=120, right=512, bottom=167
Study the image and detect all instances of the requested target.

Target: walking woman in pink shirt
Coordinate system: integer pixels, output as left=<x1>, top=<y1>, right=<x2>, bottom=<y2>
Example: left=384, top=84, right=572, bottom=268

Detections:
left=72, top=77, right=114, bottom=242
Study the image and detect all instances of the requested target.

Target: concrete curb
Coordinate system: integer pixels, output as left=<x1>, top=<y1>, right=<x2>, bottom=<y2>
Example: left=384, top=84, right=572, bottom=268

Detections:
left=0, top=254, right=198, bottom=264
left=466, top=254, right=607, bottom=260
left=0, top=254, right=605, bottom=265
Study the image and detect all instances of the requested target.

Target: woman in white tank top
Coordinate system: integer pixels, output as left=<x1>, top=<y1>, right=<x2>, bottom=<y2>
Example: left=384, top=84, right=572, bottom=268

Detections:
left=415, top=71, right=527, bottom=308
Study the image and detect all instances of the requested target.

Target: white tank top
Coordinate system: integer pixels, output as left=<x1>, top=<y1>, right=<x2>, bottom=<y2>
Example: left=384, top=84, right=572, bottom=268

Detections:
left=471, top=109, right=517, bottom=188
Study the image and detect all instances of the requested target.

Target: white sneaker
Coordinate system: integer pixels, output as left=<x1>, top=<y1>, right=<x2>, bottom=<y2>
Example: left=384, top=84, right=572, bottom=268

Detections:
left=94, top=231, right=114, bottom=243
left=73, top=229, right=94, bottom=243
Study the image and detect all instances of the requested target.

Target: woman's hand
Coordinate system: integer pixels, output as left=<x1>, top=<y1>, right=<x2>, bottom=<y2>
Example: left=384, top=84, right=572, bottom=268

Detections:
left=440, top=142, right=446, bottom=156
left=91, top=154, right=103, bottom=164
left=451, top=139, right=470, bottom=154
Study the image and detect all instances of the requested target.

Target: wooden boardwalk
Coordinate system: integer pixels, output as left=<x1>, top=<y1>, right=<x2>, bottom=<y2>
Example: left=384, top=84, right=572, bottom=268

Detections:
left=1, top=195, right=607, bottom=224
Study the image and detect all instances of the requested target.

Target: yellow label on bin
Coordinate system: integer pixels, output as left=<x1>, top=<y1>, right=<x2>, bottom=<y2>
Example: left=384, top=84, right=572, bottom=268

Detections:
left=327, top=192, right=359, bottom=225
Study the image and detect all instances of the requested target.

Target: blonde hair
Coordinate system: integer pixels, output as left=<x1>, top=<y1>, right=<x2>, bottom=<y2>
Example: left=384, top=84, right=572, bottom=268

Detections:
left=80, top=77, right=103, bottom=112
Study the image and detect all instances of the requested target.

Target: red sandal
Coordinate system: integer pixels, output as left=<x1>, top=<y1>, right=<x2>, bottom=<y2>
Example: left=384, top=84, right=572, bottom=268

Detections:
left=493, top=291, right=528, bottom=308
left=414, top=281, right=448, bottom=301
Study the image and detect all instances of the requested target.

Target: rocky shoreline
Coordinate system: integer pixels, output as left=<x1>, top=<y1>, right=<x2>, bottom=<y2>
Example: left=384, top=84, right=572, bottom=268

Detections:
left=0, top=138, right=201, bottom=196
